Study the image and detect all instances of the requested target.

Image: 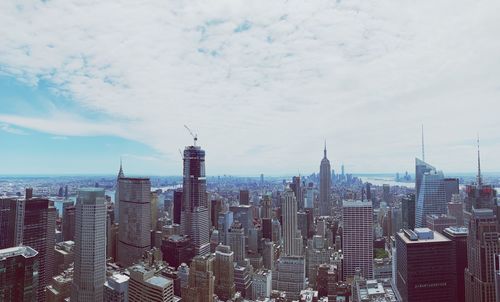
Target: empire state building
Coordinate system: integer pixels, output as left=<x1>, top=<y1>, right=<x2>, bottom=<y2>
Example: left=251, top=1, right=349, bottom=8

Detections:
left=319, top=143, right=331, bottom=216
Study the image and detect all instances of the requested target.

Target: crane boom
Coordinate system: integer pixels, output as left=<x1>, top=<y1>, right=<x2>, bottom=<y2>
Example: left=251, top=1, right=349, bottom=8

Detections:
left=184, top=125, right=198, bottom=146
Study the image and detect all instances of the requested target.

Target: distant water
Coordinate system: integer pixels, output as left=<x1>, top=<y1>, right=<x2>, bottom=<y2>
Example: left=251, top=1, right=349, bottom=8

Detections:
left=359, top=176, right=415, bottom=188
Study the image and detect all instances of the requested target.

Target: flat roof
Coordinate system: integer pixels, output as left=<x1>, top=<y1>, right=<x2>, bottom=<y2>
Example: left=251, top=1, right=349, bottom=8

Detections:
left=398, top=230, right=450, bottom=244
left=343, top=200, right=372, bottom=207
left=147, top=276, right=172, bottom=288
left=0, top=246, right=38, bottom=259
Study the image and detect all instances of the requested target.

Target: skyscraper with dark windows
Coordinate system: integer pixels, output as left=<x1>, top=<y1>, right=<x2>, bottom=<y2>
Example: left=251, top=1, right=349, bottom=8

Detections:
left=173, top=189, right=182, bottom=225
left=444, top=177, right=459, bottom=203
left=0, top=246, right=39, bottom=301
left=291, top=176, right=303, bottom=210
left=319, top=143, right=331, bottom=216
left=117, top=177, right=152, bottom=267
left=181, top=144, right=210, bottom=256
left=402, top=193, right=416, bottom=230
left=239, top=189, right=250, bottom=205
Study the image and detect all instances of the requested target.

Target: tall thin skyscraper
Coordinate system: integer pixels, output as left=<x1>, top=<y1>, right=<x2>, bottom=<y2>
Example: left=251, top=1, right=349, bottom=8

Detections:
left=71, top=188, right=106, bottom=302
left=291, top=176, right=303, bottom=210
left=227, top=221, right=246, bottom=264
left=282, top=188, right=303, bottom=256
left=117, top=177, right=152, bottom=267
left=181, top=144, right=210, bottom=256
left=114, top=159, right=124, bottom=221
left=415, top=158, right=435, bottom=202
left=342, top=200, right=373, bottom=280
left=319, top=142, right=331, bottom=216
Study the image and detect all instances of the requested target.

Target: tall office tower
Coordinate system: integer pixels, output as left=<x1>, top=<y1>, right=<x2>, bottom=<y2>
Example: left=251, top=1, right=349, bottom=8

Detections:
left=114, top=160, right=125, bottom=221
left=262, top=239, right=275, bottom=270
left=210, top=199, right=223, bottom=228
left=234, top=259, right=253, bottom=298
left=182, top=254, right=215, bottom=302
left=297, top=211, right=308, bottom=240
left=23, top=197, right=51, bottom=302
left=0, top=246, right=39, bottom=301
left=401, top=194, right=416, bottom=230
left=229, top=205, right=254, bottom=235
left=252, top=269, right=272, bottom=300
left=465, top=208, right=500, bottom=302
left=117, top=177, right=152, bottom=267
left=62, top=205, right=76, bottom=241
left=228, top=221, right=246, bottom=264
left=173, top=189, right=182, bottom=224
left=181, top=144, right=210, bottom=256
left=495, top=255, right=500, bottom=302
left=214, top=245, right=235, bottom=300
left=161, top=235, right=194, bottom=268
left=217, top=211, right=233, bottom=245
left=71, top=188, right=107, bottom=302
left=443, top=226, right=468, bottom=302
left=317, top=264, right=339, bottom=300
left=272, top=255, right=306, bottom=300
left=444, top=178, right=459, bottom=203
left=448, top=195, right=464, bottom=225
left=305, top=183, right=315, bottom=209
left=151, top=192, right=159, bottom=231
left=260, top=173, right=264, bottom=186
left=319, top=143, right=332, bottom=216
left=365, top=183, right=372, bottom=201
left=342, top=200, right=373, bottom=280
left=291, top=176, right=303, bottom=210
left=0, top=198, right=18, bottom=249
left=415, top=170, right=446, bottom=227
left=382, top=184, right=391, bottom=204
left=415, top=158, right=435, bottom=202
left=396, top=228, right=456, bottom=302
left=46, top=204, right=56, bottom=280
left=129, top=264, right=173, bottom=302
left=282, top=189, right=303, bottom=256
left=261, top=195, right=273, bottom=219
left=104, top=273, right=129, bottom=302
left=306, top=235, right=331, bottom=288
left=240, top=189, right=250, bottom=205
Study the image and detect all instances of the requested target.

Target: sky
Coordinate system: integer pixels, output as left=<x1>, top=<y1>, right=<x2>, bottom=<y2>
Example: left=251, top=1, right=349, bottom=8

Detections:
left=0, top=0, right=499, bottom=176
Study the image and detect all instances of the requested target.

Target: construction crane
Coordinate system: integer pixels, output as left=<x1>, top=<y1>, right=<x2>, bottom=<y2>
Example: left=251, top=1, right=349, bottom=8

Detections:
left=178, top=149, right=183, bottom=159
left=184, top=125, right=198, bottom=146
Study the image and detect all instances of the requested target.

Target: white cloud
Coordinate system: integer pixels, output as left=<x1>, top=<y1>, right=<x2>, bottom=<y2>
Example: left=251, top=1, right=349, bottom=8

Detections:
left=0, top=0, right=499, bottom=174
left=0, top=123, right=29, bottom=135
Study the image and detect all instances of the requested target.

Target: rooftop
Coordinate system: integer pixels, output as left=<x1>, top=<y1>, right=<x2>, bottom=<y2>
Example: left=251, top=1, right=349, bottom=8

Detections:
left=0, top=246, right=38, bottom=260
left=399, top=228, right=450, bottom=244
left=343, top=200, right=372, bottom=207
left=146, top=276, right=172, bottom=289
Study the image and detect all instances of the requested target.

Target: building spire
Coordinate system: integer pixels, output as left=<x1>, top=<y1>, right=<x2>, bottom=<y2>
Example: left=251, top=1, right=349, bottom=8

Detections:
left=118, top=157, right=124, bottom=179
left=477, top=134, right=482, bottom=186
left=421, top=124, right=425, bottom=162
left=324, top=140, right=327, bottom=158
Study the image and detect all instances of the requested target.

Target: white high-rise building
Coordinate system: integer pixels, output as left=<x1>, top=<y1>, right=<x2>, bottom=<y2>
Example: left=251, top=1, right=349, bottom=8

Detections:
left=282, top=189, right=303, bottom=256
left=71, top=188, right=107, bottom=302
left=342, top=200, right=373, bottom=281
left=117, top=177, right=152, bottom=267
left=252, top=269, right=272, bottom=300
left=228, top=220, right=246, bottom=264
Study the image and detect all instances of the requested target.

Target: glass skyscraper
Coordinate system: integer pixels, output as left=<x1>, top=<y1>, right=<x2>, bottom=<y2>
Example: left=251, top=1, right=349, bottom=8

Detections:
left=415, top=170, right=446, bottom=227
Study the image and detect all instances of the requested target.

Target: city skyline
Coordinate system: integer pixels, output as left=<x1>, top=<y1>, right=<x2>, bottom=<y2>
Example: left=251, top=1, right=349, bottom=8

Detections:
left=1, top=1, right=500, bottom=175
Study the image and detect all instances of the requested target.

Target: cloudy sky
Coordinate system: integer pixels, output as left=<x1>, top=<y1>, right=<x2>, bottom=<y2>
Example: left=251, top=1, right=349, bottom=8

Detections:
left=0, top=0, right=499, bottom=175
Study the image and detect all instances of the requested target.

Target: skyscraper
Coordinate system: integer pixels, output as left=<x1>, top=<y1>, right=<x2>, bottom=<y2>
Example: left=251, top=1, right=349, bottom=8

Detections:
left=0, top=246, right=39, bottom=302
left=62, top=205, right=76, bottom=241
left=319, top=143, right=331, bottom=216
left=464, top=208, right=500, bottom=302
left=181, top=254, right=215, bottom=302
left=415, top=170, right=446, bottom=227
left=0, top=198, right=18, bottom=249
left=272, top=255, right=306, bottom=300
left=443, top=226, right=468, bottom=302
left=415, top=158, right=435, bottom=202
left=227, top=220, right=246, bottom=264
left=114, top=160, right=125, bottom=221
left=117, top=177, right=152, bottom=267
left=291, top=176, right=303, bottom=210
left=239, top=189, right=250, bottom=205
left=282, top=189, right=303, bottom=256
left=396, top=228, right=456, bottom=302
left=214, top=245, right=235, bottom=301
left=173, top=189, right=182, bottom=225
left=342, top=200, right=373, bottom=280
left=181, top=144, right=210, bottom=256
left=444, top=178, right=459, bottom=203
left=71, top=188, right=107, bottom=302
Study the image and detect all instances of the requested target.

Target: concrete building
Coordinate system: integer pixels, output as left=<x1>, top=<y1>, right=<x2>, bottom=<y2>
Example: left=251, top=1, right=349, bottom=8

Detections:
left=353, top=278, right=399, bottom=302
left=129, top=264, right=173, bottom=302
left=396, top=228, right=456, bottom=302
left=46, top=267, right=73, bottom=302
left=181, top=254, right=215, bottom=302
left=104, top=273, right=129, bottom=302
left=0, top=246, right=39, bottom=301
left=342, top=200, right=373, bottom=280
left=214, top=245, right=235, bottom=301
left=228, top=221, right=246, bottom=264
left=71, top=188, right=107, bottom=302
left=252, top=269, right=272, bottom=300
left=161, top=235, right=194, bottom=268
left=272, top=256, right=306, bottom=301
left=117, top=177, right=152, bottom=267
left=426, top=214, right=457, bottom=234
left=306, top=235, right=331, bottom=288
left=54, top=240, right=74, bottom=275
